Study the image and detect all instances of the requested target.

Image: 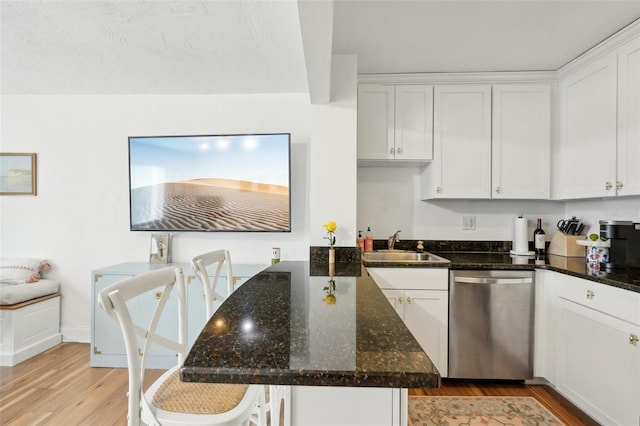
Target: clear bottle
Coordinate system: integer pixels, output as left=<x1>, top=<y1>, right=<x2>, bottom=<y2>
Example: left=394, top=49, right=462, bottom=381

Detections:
left=534, top=218, right=546, bottom=255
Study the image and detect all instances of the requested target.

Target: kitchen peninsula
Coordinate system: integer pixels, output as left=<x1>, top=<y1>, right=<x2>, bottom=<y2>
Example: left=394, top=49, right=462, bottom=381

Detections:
left=180, top=260, right=440, bottom=426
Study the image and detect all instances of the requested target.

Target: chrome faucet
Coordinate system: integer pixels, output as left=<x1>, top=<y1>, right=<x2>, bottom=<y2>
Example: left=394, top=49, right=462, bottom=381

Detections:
left=388, top=230, right=401, bottom=250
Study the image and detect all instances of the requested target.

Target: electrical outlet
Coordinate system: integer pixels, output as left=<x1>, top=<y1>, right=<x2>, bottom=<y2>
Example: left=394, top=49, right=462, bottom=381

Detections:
left=462, top=216, right=476, bottom=230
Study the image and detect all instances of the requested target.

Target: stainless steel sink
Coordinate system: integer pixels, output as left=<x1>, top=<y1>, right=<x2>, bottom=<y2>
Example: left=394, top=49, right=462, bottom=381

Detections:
left=362, top=250, right=450, bottom=263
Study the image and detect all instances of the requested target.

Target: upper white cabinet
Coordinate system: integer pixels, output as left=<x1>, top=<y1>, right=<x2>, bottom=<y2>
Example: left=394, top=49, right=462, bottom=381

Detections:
left=357, top=84, right=433, bottom=165
left=558, top=52, right=618, bottom=199
left=558, top=34, right=640, bottom=199
left=492, top=84, right=551, bottom=199
left=421, top=85, right=492, bottom=199
left=617, top=34, right=640, bottom=197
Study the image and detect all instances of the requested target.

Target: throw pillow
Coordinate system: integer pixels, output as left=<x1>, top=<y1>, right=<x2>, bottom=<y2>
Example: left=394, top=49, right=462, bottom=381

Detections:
left=0, top=258, right=51, bottom=284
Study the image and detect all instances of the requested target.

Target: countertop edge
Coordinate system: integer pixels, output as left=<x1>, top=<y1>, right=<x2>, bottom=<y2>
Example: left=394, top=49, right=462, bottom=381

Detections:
left=362, top=256, right=640, bottom=294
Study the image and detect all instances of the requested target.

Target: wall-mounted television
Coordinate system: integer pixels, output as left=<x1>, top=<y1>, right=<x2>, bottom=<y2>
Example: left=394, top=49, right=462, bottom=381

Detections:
left=128, top=133, right=291, bottom=232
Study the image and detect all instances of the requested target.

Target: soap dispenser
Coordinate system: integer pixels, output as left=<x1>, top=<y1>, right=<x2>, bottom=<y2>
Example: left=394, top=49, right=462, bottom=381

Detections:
left=364, top=227, right=373, bottom=252
left=416, top=241, right=424, bottom=253
left=356, top=230, right=365, bottom=252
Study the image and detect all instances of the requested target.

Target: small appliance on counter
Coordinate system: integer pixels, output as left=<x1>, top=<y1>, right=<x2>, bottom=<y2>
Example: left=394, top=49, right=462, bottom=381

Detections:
left=599, top=220, right=640, bottom=270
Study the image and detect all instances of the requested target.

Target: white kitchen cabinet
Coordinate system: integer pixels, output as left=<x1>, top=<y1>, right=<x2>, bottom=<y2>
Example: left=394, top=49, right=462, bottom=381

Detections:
left=366, top=268, right=448, bottom=377
left=553, top=273, right=640, bottom=426
left=357, top=84, right=433, bottom=165
left=557, top=39, right=640, bottom=199
left=617, top=34, right=640, bottom=197
left=91, top=262, right=266, bottom=368
left=492, top=84, right=550, bottom=199
left=421, top=85, right=492, bottom=199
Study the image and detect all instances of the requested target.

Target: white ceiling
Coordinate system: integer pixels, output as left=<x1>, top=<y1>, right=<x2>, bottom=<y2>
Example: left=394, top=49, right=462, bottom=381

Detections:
left=1, top=0, right=640, bottom=96
left=333, top=0, right=640, bottom=75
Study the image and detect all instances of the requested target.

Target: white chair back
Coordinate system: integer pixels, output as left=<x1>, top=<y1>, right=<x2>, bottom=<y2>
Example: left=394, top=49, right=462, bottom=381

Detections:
left=98, top=267, right=187, bottom=426
left=191, top=249, right=233, bottom=319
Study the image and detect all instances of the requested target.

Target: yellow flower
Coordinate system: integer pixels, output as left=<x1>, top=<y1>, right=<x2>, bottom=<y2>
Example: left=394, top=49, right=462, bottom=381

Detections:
left=324, top=221, right=337, bottom=233
left=324, top=294, right=337, bottom=305
left=323, top=221, right=337, bottom=247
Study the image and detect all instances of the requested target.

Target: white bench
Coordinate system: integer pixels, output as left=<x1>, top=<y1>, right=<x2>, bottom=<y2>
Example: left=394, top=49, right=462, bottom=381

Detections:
left=0, top=279, right=62, bottom=366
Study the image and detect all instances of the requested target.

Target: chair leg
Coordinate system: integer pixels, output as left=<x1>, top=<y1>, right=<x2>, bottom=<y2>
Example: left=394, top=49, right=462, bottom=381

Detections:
left=269, top=385, right=291, bottom=426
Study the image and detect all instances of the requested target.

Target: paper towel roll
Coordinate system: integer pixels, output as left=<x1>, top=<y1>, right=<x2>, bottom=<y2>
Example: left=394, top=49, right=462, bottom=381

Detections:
left=510, top=216, right=533, bottom=255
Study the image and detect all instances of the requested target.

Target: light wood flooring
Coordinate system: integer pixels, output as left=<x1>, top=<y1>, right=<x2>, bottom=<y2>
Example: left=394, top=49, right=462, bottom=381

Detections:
left=1, top=343, right=598, bottom=425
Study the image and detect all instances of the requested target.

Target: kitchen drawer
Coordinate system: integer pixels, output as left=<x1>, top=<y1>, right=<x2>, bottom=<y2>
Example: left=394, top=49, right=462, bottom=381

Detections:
left=366, top=267, right=448, bottom=291
left=557, top=274, right=640, bottom=325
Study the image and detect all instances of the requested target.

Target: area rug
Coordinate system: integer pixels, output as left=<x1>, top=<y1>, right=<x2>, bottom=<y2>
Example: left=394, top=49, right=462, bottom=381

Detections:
left=408, top=396, right=565, bottom=426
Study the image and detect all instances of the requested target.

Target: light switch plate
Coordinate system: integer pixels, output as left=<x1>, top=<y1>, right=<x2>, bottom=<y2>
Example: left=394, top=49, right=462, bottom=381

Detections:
left=462, top=216, right=476, bottom=230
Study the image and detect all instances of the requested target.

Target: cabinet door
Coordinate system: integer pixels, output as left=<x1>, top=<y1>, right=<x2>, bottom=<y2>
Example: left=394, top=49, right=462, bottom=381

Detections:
left=395, top=85, right=433, bottom=161
left=617, top=34, right=640, bottom=196
left=559, top=52, right=617, bottom=199
left=404, top=289, right=448, bottom=377
left=492, top=84, right=550, bottom=199
left=380, top=288, right=404, bottom=316
left=556, top=299, right=640, bottom=426
left=358, top=84, right=395, bottom=160
left=92, top=273, right=131, bottom=366
left=431, top=85, right=492, bottom=198
left=92, top=272, right=179, bottom=369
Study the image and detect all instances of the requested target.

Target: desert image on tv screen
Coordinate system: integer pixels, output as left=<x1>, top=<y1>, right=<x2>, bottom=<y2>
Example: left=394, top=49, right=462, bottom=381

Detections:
left=129, top=134, right=290, bottom=232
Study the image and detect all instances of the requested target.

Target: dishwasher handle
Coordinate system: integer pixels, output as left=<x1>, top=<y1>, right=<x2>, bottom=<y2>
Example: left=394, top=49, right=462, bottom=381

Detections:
left=454, top=276, right=533, bottom=285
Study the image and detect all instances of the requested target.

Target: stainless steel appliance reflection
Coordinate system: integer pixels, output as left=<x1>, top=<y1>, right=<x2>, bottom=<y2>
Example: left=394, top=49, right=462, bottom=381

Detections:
left=449, top=270, right=535, bottom=380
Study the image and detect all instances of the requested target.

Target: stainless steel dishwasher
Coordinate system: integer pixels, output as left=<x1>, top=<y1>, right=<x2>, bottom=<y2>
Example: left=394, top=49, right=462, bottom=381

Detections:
left=449, top=270, right=535, bottom=380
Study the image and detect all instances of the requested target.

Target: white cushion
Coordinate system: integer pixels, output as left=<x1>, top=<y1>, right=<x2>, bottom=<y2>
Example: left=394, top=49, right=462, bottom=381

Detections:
left=0, top=279, right=60, bottom=305
left=0, top=258, right=50, bottom=284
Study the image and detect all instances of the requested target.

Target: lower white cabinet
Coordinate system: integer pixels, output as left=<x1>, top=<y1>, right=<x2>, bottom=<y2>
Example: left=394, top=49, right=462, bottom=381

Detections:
left=91, top=262, right=266, bottom=368
left=366, top=268, right=448, bottom=377
left=552, top=272, right=640, bottom=426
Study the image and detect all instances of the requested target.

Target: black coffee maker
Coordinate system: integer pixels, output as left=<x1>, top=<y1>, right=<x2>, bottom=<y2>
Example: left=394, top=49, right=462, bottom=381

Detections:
left=599, top=220, right=640, bottom=270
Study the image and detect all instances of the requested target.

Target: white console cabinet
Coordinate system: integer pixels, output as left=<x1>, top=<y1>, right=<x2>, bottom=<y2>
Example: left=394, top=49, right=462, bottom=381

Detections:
left=366, top=267, right=448, bottom=377
left=91, top=262, right=266, bottom=368
left=552, top=273, right=640, bottom=426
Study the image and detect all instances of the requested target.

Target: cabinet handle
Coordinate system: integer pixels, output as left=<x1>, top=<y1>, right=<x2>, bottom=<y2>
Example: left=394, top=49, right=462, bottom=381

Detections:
left=406, top=296, right=412, bottom=304
left=187, top=275, right=196, bottom=284
left=93, top=346, right=102, bottom=355
left=605, top=182, right=613, bottom=190
left=586, top=289, right=594, bottom=300
left=203, top=294, right=218, bottom=301
left=389, top=147, right=395, bottom=155
left=495, top=187, right=501, bottom=194
left=155, top=291, right=162, bottom=299
left=436, top=186, right=442, bottom=193
left=616, top=181, right=623, bottom=190
left=233, top=277, right=241, bottom=286
left=398, top=296, right=403, bottom=304
left=396, top=147, right=402, bottom=155
left=630, top=334, right=639, bottom=345
left=138, top=348, right=144, bottom=356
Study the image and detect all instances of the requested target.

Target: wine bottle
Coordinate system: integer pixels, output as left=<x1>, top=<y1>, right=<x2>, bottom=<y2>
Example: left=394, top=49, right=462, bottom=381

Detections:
left=534, top=218, right=545, bottom=255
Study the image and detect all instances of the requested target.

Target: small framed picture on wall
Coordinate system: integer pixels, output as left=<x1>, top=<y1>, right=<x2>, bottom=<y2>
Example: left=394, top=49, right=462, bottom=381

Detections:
left=149, top=233, right=170, bottom=264
left=0, top=153, right=37, bottom=195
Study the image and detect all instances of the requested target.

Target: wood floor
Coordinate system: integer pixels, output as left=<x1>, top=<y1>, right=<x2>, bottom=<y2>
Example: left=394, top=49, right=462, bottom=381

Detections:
left=1, top=343, right=598, bottom=425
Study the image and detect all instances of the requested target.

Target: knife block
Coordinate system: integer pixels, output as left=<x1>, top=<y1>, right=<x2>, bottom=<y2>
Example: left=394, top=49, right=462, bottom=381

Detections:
left=547, top=230, right=586, bottom=257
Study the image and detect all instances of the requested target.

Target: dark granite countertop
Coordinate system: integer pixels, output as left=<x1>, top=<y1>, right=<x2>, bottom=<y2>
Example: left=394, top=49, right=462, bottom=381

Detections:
left=361, top=244, right=640, bottom=294
left=180, top=260, right=440, bottom=389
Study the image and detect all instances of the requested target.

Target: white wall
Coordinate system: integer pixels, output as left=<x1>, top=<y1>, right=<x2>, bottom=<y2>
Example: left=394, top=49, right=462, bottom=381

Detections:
left=357, top=166, right=640, bottom=243
left=309, top=55, right=358, bottom=247
left=0, top=93, right=313, bottom=341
